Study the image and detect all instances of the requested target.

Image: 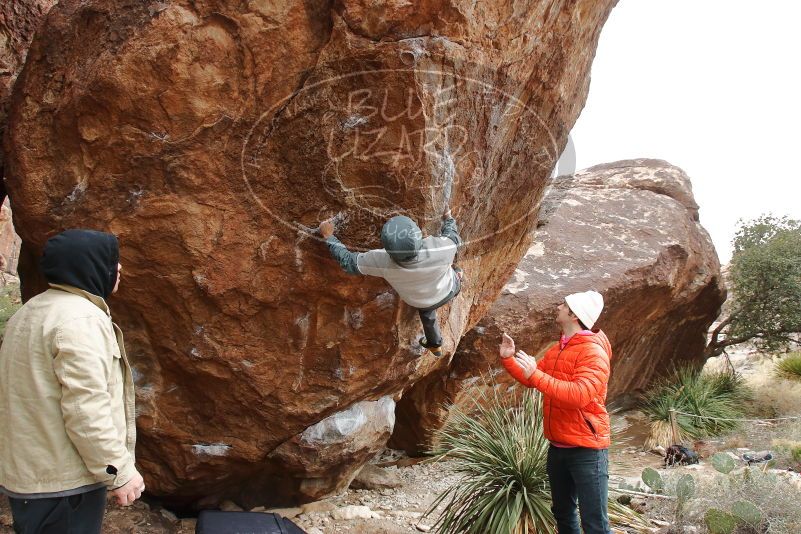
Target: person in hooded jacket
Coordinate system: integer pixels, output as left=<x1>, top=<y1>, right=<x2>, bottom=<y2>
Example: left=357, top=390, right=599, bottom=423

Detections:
left=320, top=209, right=462, bottom=357
left=0, top=229, right=143, bottom=534
left=499, top=290, right=612, bottom=534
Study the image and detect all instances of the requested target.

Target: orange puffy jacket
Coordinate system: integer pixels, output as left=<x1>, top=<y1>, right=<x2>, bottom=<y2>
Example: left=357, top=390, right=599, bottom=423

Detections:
left=502, top=330, right=612, bottom=449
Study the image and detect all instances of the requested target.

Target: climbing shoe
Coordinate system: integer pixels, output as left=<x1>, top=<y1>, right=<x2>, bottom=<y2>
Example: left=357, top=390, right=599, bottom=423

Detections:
left=419, top=337, right=443, bottom=358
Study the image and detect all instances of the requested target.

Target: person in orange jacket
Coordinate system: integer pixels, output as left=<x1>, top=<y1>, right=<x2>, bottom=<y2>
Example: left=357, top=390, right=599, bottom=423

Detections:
left=499, top=290, right=612, bottom=534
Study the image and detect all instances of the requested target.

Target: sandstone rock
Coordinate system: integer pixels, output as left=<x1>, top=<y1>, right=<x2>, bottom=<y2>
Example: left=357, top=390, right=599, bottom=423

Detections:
left=159, top=508, right=178, bottom=522
left=331, top=505, right=373, bottom=521
left=391, top=159, right=725, bottom=453
left=0, top=0, right=57, bottom=202
left=257, top=397, right=395, bottom=506
left=0, top=200, right=21, bottom=274
left=4, top=0, right=617, bottom=505
left=218, top=500, right=243, bottom=512
left=350, top=463, right=403, bottom=490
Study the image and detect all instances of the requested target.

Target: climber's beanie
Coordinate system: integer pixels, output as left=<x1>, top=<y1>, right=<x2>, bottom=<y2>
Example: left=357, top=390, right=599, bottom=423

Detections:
left=381, top=216, right=423, bottom=263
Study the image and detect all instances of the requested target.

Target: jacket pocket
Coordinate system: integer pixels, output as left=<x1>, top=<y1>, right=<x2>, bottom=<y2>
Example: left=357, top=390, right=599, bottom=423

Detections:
left=581, top=411, right=598, bottom=439
left=108, top=346, right=123, bottom=386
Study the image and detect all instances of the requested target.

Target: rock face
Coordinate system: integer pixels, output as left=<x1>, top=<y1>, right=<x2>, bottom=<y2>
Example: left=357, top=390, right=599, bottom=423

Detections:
left=258, top=396, right=396, bottom=507
left=0, top=0, right=57, bottom=202
left=4, top=0, right=616, bottom=505
left=391, top=159, right=726, bottom=454
left=0, top=200, right=21, bottom=273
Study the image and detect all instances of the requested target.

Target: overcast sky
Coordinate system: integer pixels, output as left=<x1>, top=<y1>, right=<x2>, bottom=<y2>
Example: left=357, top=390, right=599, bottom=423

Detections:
left=568, top=0, right=800, bottom=264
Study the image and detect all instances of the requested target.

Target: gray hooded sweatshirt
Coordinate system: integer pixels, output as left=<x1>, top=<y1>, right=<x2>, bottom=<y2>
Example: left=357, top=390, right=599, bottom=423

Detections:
left=326, top=215, right=460, bottom=309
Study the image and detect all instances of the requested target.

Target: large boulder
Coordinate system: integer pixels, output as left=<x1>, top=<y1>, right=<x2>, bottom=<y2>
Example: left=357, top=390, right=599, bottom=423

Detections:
left=0, top=0, right=57, bottom=202
left=391, top=159, right=726, bottom=454
left=3, top=0, right=617, bottom=506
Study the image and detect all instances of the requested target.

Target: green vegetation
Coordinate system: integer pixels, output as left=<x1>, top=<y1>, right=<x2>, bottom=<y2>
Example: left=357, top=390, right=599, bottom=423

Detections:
left=772, top=437, right=801, bottom=468
left=427, top=388, right=553, bottom=534
left=427, top=386, right=649, bottom=534
left=776, top=352, right=801, bottom=381
left=707, top=215, right=801, bottom=356
left=0, top=281, right=22, bottom=341
left=643, top=453, right=801, bottom=533
left=638, top=366, right=752, bottom=448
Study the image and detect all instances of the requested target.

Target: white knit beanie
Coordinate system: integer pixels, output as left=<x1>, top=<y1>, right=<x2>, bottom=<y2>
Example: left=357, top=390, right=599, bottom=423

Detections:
left=564, top=290, right=604, bottom=329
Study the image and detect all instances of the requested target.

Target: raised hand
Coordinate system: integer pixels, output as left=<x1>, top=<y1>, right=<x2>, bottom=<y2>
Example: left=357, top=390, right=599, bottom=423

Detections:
left=319, top=219, right=335, bottom=239
left=514, top=350, right=537, bottom=379
left=500, top=333, right=516, bottom=359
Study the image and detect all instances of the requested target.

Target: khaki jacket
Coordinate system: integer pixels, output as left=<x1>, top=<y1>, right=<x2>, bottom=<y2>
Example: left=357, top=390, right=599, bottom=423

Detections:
left=0, top=284, right=136, bottom=494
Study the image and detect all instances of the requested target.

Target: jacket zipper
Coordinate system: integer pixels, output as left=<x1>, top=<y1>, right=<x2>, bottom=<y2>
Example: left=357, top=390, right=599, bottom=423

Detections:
left=548, top=342, right=569, bottom=440
left=548, top=336, right=600, bottom=443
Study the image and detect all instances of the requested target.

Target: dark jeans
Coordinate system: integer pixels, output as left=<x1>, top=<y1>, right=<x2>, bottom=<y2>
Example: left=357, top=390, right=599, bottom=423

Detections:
left=547, top=446, right=611, bottom=534
left=9, top=487, right=106, bottom=534
left=417, top=272, right=462, bottom=347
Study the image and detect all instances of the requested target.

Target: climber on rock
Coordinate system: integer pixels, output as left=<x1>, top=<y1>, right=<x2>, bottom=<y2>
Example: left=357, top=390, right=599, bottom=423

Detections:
left=319, top=208, right=463, bottom=357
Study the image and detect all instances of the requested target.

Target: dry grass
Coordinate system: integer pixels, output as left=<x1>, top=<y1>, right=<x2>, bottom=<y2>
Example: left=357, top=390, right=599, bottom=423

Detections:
left=776, top=352, right=801, bottom=382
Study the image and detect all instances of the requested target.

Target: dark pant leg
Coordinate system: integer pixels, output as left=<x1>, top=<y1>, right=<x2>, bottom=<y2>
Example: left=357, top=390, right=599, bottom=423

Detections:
left=416, top=270, right=462, bottom=348
left=68, top=487, right=107, bottom=534
left=547, top=446, right=581, bottom=534
left=9, top=487, right=106, bottom=534
left=418, top=308, right=442, bottom=347
left=569, top=448, right=611, bottom=534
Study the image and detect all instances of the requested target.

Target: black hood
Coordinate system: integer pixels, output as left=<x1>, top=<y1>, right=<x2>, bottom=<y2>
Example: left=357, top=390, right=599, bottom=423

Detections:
left=41, top=229, right=119, bottom=299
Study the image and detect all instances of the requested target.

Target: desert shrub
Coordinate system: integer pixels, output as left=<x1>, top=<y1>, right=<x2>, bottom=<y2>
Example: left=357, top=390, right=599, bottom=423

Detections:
left=639, top=367, right=751, bottom=449
left=776, top=352, right=801, bottom=381
left=427, top=386, right=649, bottom=533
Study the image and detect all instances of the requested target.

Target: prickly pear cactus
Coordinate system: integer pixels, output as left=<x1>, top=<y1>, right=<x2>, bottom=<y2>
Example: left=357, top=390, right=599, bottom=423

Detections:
left=711, top=452, right=736, bottom=474
left=676, top=473, right=695, bottom=502
left=704, top=508, right=738, bottom=534
left=732, top=500, right=762, bottom=526
left=641, top=467, right=664, bottom=492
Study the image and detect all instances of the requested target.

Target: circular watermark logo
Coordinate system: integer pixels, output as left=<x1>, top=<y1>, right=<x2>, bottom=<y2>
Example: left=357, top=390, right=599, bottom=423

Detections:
left=240, top=60, right=576, bottom=257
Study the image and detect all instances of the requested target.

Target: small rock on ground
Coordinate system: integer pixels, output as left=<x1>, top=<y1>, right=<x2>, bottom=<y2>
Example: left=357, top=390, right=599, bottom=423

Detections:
left=351, top=464, right=403, bottom=490
left=331, top=505, right=373, bottom=520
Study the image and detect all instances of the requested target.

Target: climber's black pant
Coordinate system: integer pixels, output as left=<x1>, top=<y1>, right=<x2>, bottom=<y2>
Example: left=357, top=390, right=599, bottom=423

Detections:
left=417, top=272, right=462, bottom=347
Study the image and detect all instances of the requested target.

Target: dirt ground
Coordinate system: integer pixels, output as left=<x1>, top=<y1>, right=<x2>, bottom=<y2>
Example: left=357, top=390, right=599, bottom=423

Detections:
left=0, top=436, right=662, bottom=534
left=3, top=346, right=798, bottom=534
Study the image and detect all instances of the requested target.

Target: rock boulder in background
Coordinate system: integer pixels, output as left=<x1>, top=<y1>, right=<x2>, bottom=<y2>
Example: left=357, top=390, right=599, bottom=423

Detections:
left=391, top=159, right=726, bottom=454
left=4, top=0, right=616, bottom=505
left=0, top=0, right=57, bottom=203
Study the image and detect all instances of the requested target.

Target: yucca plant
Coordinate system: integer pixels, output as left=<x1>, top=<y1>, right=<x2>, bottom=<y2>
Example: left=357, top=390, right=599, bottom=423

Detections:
left=776, top=352, right=801, bottom=381
left=427, top=387, right=553, bottom=534
left=426, top=385, right=651, bottom=534
left=639, top=366, right=751, bottom=449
